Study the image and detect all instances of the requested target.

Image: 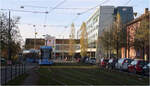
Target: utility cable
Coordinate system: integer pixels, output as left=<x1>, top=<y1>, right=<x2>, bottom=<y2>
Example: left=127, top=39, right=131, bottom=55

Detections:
left=124, top=0, right=132, bottom=5
left=79, top=0, right=111, bottom=15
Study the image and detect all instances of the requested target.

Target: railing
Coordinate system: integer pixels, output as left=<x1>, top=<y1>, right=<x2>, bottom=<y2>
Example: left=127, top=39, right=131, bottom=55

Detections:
left=0, top=63, right=37, bottom=85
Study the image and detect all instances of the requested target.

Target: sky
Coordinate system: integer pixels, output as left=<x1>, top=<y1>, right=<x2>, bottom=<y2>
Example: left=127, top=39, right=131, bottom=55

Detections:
left=0, top=0, right=150, bottom=43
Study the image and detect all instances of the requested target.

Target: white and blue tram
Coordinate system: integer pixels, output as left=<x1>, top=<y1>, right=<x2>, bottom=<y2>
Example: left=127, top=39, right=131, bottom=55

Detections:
left=38, top=46, right=54, bottom=65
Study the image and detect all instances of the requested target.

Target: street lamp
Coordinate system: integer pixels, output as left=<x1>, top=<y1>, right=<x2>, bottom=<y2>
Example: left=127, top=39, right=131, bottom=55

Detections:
left=33, top=25, right=37, bottom=49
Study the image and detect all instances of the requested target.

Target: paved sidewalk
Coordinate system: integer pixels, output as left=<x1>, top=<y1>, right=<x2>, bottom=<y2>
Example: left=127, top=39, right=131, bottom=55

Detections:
left=22, top=67, right=39, bottom=85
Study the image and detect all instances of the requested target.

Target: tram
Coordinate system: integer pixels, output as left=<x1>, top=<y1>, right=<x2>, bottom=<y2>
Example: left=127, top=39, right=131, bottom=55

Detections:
left=39, top=46, right=54, bottom=65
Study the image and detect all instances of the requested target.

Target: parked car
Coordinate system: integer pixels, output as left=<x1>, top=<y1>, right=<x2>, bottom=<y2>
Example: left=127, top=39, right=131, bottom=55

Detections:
left=142, top=63, right=150, bottom=76
left=106, top=58, right=118, bottom=70
left=1, top=58, right=6, bottom=65
left=89, top=58, right=96, bottom=64
left=115, top=58, right=133, bottom=70
left=99, top=58, right=109, bottom=68
left=76, top=58, right=81, bottom=62
left=128, top=59, right=148, bottom=74
left=122, top=59, right=133, bottom=71
left=85, top=57, right=90, bottom=63
left=81, top=56, right=89, bottom=63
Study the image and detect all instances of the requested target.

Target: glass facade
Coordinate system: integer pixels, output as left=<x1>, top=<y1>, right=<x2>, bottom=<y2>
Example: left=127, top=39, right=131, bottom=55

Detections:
left=114, top=7, right=134, bottom=24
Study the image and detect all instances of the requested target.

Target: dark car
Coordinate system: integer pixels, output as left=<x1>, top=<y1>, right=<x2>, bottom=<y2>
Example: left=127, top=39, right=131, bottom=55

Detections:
left=80, top=56, right=89, bottom=63
left=99, top=58, right=109, bottom=68
left=128, top=59, right=148, bottom=74
left=1, top=58, right=6, bottom=65
left=89, top=58, right=96, bottom=64
left=142, top=63, right=150, bottom=76
left=106, top=58, right=118, bottom=70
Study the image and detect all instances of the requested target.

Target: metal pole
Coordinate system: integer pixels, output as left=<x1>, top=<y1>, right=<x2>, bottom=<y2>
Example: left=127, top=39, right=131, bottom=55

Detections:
left=24, top=64, right=25, bottom=73
left=54, top=39, right=56, bottom=59
left=22, top=64, right=23, bottom=74
left=15, top=64, right=17, bottom=77
left=5, top=66, right=7, bottom=84
left=19, top=64, right=20, bottom=75
left=11, top=65, right=12, bottom=80
left=34, top=28, right=36, bottom=49
left=63, top=36, right=64, bottom=60
left=8, top=10, right=11, bottom=61
left=90, top=42, right=92, bottom=58
left=0, top=21, right=3, bottom=59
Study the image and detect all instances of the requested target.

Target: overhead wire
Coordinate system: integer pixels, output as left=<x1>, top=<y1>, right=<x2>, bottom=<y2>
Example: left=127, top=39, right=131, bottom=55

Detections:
left=48, top=0, right=67, bottom=13
left=0, top=8, right=48, bottom=14
left=78, top=0, right=111, bottom=15
left=124, top=0, right=132, bottom=5
left=59, top=14, right=80, bottom=39
left=43, top=0, right=67, bottom=33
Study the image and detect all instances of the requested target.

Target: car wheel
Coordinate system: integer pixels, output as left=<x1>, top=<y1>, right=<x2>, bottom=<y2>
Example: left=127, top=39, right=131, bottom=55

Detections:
left=133, top=69, right=136, bottom=74
left=106, top=65, right=108, bottom=69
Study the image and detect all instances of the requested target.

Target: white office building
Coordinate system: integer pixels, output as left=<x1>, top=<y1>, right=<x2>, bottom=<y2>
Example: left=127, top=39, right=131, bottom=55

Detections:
left=77, top=6, right=115, bottom=58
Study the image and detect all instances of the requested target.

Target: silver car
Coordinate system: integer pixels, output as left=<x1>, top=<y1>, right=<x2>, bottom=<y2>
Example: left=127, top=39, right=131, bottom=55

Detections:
left=115, top=58, right=132, bottom=70
left=122, top=59, right=133, bottom=70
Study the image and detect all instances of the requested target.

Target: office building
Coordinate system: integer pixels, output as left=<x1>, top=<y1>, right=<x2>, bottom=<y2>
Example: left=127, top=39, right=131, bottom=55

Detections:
left=77, top=6, right=134, bottom=58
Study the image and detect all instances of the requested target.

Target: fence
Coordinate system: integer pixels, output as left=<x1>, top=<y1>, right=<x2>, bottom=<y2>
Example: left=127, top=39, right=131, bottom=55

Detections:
left=0, top=63, right=36, bottom=85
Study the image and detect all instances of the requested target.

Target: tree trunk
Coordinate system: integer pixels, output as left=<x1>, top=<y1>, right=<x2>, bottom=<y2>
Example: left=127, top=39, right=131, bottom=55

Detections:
left=117, top=41, right=119, bottom=58
left=125, top=46, right=127, bottom=58
left=128, top=46, right=130, bottom=58
left=143, top=46, right=145, bottom=59
left=109, top=49, right=111, bottom=58
left=107, top=49, right=108, bottom=58
left=143, top=44, right=145, bottom=60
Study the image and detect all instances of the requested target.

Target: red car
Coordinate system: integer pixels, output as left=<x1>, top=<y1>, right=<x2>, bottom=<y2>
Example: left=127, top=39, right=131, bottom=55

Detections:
left=99, top=58, right=109, bottom=68
left=128, top=59, right=148, bottom=74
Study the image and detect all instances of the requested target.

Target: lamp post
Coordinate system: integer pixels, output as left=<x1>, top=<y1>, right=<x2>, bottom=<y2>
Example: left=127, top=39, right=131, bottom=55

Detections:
left=8, top=10, right=12, bottom=62
left=0, top=21, right=3, bottom=58
left=33, top=25, right=37, bottom=49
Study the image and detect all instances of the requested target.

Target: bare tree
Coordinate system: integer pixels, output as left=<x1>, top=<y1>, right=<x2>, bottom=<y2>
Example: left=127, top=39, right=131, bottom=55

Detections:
left=0, top=12, right=22, bottom=60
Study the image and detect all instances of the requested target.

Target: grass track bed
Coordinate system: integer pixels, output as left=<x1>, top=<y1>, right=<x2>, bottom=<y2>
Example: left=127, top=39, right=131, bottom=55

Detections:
left=37, top=63, right=149, bottom=85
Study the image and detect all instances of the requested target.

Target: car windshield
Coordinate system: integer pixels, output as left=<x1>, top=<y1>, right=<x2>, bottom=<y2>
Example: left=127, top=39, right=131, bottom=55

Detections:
left=131, top=60, right=138, bottom=65
left=118, top=59, right=124, bottom=63
left=109, top=59, right=113, bottom=63
left=91, top=58, right=96, bottom=60
left=125, top=59, right=132, bottom=63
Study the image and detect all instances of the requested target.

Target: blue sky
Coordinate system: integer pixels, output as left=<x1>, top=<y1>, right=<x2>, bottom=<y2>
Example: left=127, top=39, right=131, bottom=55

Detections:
left=0, top=0, right=149, bottom=42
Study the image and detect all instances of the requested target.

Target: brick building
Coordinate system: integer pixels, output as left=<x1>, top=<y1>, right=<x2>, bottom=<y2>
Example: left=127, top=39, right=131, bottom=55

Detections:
left=121, top=8, right=149, bottom=60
